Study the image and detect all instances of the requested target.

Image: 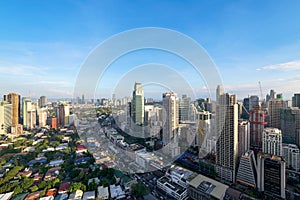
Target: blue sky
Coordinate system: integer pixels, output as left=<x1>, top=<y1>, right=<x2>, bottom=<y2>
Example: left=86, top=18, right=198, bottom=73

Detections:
left=1, top=0, right=300, bottom=100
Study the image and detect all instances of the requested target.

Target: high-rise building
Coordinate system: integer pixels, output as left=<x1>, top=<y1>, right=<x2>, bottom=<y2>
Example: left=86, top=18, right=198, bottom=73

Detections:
left=0, top=102, right=12, bottom=134
left=268, top=98, right=286, bottom=129
left=179, top=95, right=191, bottom=122
left=236, top=150, right=257, bottom=188
left=22, top=97, right=31, bottom=129
left=280, top=107, right=300, bottom=145
left=39, top=96, right=46, bottom=108
left=197, top=111, right=211, bottom=157
left=283, top=144, right=300, bottom=172
left=216, top=85, right=223, bottom=104
left=4, top=92, right=20, bottom=126
left=249, top=105, right=267, bottom=153
left=162, top=92, right=179, bottom=146
left=215, top=92, right=239, bottom=183
left=241, top=97, right=249, bottom=120
left=38, top=108, right=48, bottom=127
left=249, top=95, right=259, bottom=111
left=131, top=82, right=144, bottom=125
left=292, top=93, right=300, bottom=108
left=57, top=103, right=69, bottom=128
left=257, top=152, right=285, bottom=199
left=238, top=120, right=250, bottom=158
left=262, top=128, right=282, bottom=156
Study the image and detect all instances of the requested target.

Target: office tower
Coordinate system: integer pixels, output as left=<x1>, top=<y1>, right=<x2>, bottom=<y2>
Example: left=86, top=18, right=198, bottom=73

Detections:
left=4, top=92, right=20, bottom=126
left=27, top=109, right=36, bottom=129
left=283, top=144, right=300, bottom=171
left=238, top=120, right=250, bottom=158
left=249, top=105, right=267, bottom=153
left=270, top=89, right=276, bottom=99
left=131, top=82, right=144, bottom=125
left=197, top=111, right=211, bottom=157
left=268, top=98, right=286, bottom=129
left=179, top=95, right=191, bottom=122
left=0, top=102, right=12, bottom=134
left=280, top=107, right=300, bottom=144
left=249, top=95, right=259, bottom=111
left=241, top=97, right=249, bottom=119
left=38, top=108, right=48, bottom=127
left=22, top=97, right=31, bottom=129
left=162, top=92, right=179, bottom=146
left=236, top=150, right=257, bottom=188
left=257, top=152, right=285, bottom=199
left=81, top=94, right=85, bottom=104
left=276, top=93, right=283, bottom=99
left=216, top=85, right=223, bottom=104
left=56, top=103, right=65, bottom=128
left=39, top=96, right=46, bottom=108
left=112, top=93, right=116, bottom=106
left=262, top=128, right=282, bottom=156
left=292, top=93, right=300, bottom=108
left=215, top=93, right=239, bottom=182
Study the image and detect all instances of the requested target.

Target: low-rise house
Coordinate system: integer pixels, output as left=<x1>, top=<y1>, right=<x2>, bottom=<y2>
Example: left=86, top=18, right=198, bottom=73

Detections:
left=68, top=189, right=83, bottom=200
left=74, top=157, right=90, bottom=165
left=58, top=182, right=71, bottom=194
left=45, top=189, right=57, bottom=197
left=33, top=173, right=44, bottom=183
left=48, top=159, right=64, bottom=167
left=44, top=167, right=61, bottom=181
left=75, top=144, right=87, bottom=154
left=109, top=185, right=125, bottom=199
left=25, top=191, right=41, bottom=200
left=82, top=191, right=95, bottom=200
left=97, top=186, right=109, bottom=200
left=54, top=194, right=68, bottom=200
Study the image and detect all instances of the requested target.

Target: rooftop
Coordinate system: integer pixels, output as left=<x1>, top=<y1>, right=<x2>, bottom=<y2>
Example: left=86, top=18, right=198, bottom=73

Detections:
left=189, top=174, right=229, bottom=199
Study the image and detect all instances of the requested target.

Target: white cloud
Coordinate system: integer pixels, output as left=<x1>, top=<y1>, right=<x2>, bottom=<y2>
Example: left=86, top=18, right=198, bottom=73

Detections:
left=0, top=64, right=48, bottom=76
left=256, top=60, right=300, bottom=71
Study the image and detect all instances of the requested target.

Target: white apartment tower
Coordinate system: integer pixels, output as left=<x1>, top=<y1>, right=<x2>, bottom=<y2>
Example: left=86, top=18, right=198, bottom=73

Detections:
left=262, top=127, right=282, bottom=156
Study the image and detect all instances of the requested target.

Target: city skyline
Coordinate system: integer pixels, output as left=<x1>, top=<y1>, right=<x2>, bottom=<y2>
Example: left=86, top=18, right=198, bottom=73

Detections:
left=1, top=1, right=300, bottom=99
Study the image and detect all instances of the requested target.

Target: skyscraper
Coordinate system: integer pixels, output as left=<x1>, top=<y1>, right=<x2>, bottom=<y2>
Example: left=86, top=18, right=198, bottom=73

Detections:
left=249, top=105, right=267, bottom=153
left=39, top=96, right=46, bottom=108
left=236, top=150, right=257, bottom=188
left=241, top=97, right=250, bottom=120
left=216, top=85, right=223, bottom=104
left=249, top=95, right=259, bottom=111
left=131, top=82, right=144, bottom=125
left=4, top=92, right=20, bottom=127
left=257, top=152, right=285, bottom=199
left=179, top=94, right=191, bottom=122
left=215, top=92, right=239, bottom=183
left=268, top=98, right=286, bottom=129
left=197, top=111, right=211, bottom=157
left=238, top=120, right=250, bottom=158
left=292, top=93, right=300, bottom=108
left=0, top=102, right=12, bottom=134
left=22, top=97, right=31, bottom=129
left=162, top=92, right=179, bottom=146
left=283, top=144, right=300, bottom=172
left=280, top=107, right=300, bottom=145
left=262, top=127, right=282, bottom=156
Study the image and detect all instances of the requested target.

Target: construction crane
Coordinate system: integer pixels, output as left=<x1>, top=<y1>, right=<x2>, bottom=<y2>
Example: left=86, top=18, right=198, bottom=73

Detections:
left=258, top=81, right=266, bottom=106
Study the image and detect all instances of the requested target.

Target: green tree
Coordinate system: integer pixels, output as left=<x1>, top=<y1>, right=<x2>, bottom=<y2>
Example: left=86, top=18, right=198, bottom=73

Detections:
left=68, top=182, right=86, bottom=193
left=29, top=185, right=39, bottom=192
left=21, top=178, right=34, bottom=189
left=88, top=180, right=98, bottom=191
left=131, top=183, right=147, bottom=198
left=13, top=185, right=23, bottom=195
